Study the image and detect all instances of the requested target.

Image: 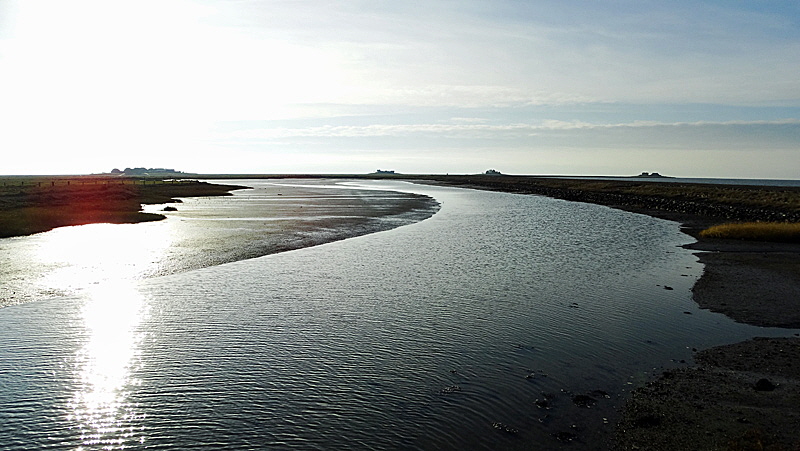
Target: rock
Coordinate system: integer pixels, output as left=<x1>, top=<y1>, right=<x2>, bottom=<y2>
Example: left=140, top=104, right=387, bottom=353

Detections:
left=754, top=378, right=776, bottom=391
left=162, top=206, right=178, bottom=211
left=534, top=398, right=551, bottom=409
left=589, top=389, right=610, bottom=398
left=492, top=422, right=518, bottom=434
left=440, top=385, right=461, bottom=394
left=552, top=431, right=577, bottom=442
left=572, top=394, right=598, bottom=408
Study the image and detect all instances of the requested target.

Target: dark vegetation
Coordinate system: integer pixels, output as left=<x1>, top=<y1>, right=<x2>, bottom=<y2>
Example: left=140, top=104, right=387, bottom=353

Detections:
left=412, top=175, right=800, bottom=225
left=0, top=176, right=245, bottom=238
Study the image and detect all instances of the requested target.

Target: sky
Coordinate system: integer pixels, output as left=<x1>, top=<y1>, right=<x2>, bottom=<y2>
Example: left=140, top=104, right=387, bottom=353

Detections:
left=0, top=0, right=799, bottom=178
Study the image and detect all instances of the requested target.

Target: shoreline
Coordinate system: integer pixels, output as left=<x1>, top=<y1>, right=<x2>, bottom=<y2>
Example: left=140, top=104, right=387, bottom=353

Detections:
left=0, top=176, right=247, bottom=238
left=405, top=175, right=800, bottom=328
left=3, top=174, right=799, bottom=447
left=0, top=178, right=441, bottom=308
left=404, top=175, right=800, bottom=449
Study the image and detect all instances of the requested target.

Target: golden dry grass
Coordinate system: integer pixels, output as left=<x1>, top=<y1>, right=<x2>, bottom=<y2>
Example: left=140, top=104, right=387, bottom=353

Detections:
left=699, top=222, right=800, bottom=243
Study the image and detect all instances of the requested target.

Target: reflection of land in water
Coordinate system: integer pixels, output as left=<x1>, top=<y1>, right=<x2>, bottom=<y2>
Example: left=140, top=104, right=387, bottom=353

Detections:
left=0, top=179, right=440, bottom=307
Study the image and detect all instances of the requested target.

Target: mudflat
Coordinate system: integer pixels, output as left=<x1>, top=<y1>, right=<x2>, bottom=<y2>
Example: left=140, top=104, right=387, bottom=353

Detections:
left=0, top=176, right=246, bottom=238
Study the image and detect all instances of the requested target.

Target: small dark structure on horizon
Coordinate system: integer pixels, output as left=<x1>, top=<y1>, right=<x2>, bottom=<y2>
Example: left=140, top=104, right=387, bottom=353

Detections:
left=484, top=169, right=503, bottom=176
left=636, top=172, right=667, bottom=178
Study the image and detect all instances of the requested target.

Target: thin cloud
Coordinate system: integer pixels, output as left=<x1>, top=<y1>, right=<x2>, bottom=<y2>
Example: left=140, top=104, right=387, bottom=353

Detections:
left=225, top=118, right=800, bottom=139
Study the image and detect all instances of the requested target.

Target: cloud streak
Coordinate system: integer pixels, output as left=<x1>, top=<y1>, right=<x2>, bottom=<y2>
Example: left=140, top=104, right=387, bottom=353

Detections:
left=224, top=118, right=800, bottom=140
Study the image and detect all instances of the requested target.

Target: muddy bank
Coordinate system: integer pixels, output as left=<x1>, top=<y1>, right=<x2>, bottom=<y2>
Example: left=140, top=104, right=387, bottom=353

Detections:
left=690, top=246, right=800, bottom=329
left=615, top=337, right=800, bottom=451
left=413, top=175, right=800, bottom=328
left=408, top=175, right=800, bottom=449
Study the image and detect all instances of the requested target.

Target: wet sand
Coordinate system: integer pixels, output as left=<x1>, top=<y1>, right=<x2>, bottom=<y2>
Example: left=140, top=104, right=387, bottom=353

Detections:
left=0, top=179, right=440, bottom=307
left=614, top=231, right=800, bottom=450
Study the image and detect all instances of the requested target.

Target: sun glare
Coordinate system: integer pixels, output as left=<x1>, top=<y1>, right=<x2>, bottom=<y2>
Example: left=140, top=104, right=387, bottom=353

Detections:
left=34, top=223, right=172, bottom=293
left=28, top=221, right=170, bottom=448
left=68, top=280, right=148, bottom=449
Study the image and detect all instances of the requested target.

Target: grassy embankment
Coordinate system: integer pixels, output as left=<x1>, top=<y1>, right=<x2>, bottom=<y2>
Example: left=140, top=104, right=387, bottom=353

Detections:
left=700, top=222, right=800, bottom=243
left=0, top=176, right=245, bottom=238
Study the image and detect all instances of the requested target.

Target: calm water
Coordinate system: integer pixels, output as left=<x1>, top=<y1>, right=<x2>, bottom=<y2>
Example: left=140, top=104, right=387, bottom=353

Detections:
left=1, top=180, right=797, bottom=450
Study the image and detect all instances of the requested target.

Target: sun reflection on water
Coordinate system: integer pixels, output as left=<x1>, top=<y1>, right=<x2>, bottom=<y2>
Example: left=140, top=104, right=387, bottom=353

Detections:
left=68, top=281, right=148, bottom=449
left=34, top=222, right=172, bottom=295
left=28, top=223, right=170, bottom=449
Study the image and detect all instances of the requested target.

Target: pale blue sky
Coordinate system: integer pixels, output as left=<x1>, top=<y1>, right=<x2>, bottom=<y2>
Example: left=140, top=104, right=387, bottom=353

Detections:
left=0, top=0, right=798, bottom=177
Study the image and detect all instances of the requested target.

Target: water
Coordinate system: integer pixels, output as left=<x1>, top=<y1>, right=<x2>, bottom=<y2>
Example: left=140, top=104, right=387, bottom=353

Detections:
left=0, top=180, right=437, bottom=307
left=1, top=180, right=797, bottom=450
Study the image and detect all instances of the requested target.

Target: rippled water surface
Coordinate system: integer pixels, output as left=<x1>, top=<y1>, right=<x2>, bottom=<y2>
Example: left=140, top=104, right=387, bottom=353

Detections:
left=0, top=180, right=435, bottom=306
left=1, top=180, right=797, bottom=450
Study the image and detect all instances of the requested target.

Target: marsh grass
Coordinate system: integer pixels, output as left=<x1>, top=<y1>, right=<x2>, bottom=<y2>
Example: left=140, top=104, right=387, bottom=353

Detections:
left=700, top=222, right=800, bottom=243
left=0, top=176, right=244, bottom=238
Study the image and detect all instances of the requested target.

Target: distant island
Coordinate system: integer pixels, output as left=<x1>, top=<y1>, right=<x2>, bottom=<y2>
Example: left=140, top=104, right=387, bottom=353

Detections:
left=110, top=167, right=191, bottom=176
left=633, top=171, right=672, bottom=178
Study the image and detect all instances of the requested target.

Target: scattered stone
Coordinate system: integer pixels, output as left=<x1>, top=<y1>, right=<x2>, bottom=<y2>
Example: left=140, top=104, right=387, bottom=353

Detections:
left=683, top=311, right=692, bottom=315
left=537, top=413, right=552, bottom=424
left=440, top=385, right=461, bottom=394
left=525, top=370, right=548, bottom=379
left=754, top=378, right=776, bottom=391
left=552, top=431, right=577, bottom=442
left=664, top=286, right=674, bottom=290
left=589, top=389, right=610, bottom=399
left=572, top=394, right=598, bottom=408
left=617, top=338, right=800, bottom=450
left=162, top=206, right=178, bottom=211
left=534, top=398, right=551, bottom=409
left=491, top=422, right=518, bottom=434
